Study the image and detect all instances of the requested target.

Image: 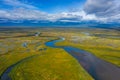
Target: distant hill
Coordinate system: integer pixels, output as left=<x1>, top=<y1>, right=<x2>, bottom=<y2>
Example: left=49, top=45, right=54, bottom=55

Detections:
left=0, top=19, right=120, bottom=30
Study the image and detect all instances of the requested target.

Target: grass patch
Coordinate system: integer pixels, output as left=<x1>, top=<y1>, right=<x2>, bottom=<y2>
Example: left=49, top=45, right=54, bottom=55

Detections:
left=9, top=47, right=93, bottom=80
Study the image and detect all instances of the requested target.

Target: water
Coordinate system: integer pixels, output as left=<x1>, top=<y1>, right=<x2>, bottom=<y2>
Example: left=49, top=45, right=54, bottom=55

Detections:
left=0, top=55, right=38, bottom=80
left=45, top=38, right=120, bottom=80
left=22, top=42, right=27, bottom=48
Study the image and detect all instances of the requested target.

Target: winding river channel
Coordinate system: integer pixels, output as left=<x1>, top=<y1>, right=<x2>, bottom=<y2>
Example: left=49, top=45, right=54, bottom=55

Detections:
left=45, top=38, right=120, bottom=80
left=1, top=38, right=120, bottom=80
left=0, top=55, right=39, bottom=80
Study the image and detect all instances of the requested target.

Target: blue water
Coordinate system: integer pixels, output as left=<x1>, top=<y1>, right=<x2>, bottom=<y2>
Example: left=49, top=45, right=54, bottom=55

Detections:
left=45, top=38, right=120, bottom=80
left=1, top=38, right=120, bottom=80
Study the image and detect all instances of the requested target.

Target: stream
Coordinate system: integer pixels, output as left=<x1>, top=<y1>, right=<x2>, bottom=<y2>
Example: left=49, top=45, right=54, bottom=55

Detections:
left=0, top=55, right=38, bottom=80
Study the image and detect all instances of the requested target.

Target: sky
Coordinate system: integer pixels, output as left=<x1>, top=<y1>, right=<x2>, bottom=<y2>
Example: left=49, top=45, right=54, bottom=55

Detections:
left=0, top=0, right=120, bottom=26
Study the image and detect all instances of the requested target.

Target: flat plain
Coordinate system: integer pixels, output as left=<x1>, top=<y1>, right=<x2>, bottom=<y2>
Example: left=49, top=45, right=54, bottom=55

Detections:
left=0, top=27, right=120, bottom=80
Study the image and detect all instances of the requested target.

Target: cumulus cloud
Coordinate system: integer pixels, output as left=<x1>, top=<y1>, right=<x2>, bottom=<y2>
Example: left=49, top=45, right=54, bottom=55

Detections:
left=0, top=0, right=120, bottom=23
left=0, top=8, right=99, bottom=23
left=0, top=0, right=101, bottom=23
left=84, top=0, right=112, bottom=16
left=84, top=0, right=120, bottom=21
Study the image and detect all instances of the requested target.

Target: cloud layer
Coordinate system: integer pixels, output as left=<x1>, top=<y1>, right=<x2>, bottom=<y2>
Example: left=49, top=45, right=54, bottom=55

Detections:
left=0, top=0, right=120, bottom=23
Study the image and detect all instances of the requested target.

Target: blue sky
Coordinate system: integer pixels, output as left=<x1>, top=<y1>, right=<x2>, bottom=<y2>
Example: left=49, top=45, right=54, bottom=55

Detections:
left=26, top=0, right=86, bottom=13
left=0, top=0, right=85, bottom=13
left=0, top=0, right=120, bottom=25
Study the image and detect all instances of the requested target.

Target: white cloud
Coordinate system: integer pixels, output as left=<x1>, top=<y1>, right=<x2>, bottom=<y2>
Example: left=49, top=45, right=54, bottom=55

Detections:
left=84, top=0, right=114, bottom=16
left=84, top=0, right=120, bottom=22
left=47, top=11, right=98, bottom=22
left=0, top=8, right=49, bottom=20
left=76, top=11, right=97, bottom=20
left=0, top=0, right=120, bottom=23
left=0, top=8, right=109, bottom=23
left=0, top=0, right=103, bottom=22
left=3, top=0, right=37, bottom=9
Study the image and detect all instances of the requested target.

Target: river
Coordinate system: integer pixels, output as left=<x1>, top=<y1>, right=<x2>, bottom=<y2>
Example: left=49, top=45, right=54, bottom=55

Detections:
left=45, top=38, right=120, bottom=80
left=1, top=38, right=120, bottom=80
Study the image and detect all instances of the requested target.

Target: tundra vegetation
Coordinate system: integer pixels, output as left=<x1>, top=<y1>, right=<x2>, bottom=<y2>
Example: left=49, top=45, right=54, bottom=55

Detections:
left=0, top=27, right=119, bottom=80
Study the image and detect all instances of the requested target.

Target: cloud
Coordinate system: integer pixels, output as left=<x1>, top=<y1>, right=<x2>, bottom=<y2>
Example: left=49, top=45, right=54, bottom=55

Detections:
left=84, top=0, right=120, bottom=22
left=2, top=0, right=37, bottom=9
left=46, top=11, right=98, bottom=22
left=0, top=0, right=120, bottom=23
left=0, top=0, right=101, bottom=23
left=84, top=0, right=120, bottom=17
left=0, top=8, right=49, bottom=20
left=0, top=7, right=98, bottom=22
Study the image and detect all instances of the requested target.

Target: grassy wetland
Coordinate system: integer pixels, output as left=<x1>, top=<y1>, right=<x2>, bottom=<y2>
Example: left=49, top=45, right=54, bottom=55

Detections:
left=0, top=27, right=120, bottom=80
left=56, top=28, right=120, bottom=67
